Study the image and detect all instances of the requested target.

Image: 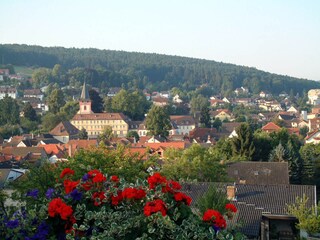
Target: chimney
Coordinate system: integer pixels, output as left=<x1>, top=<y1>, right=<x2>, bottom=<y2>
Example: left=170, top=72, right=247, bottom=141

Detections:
left=227, top=185, right=236, bottom=200
left=68, top=145, right=72, bottom=157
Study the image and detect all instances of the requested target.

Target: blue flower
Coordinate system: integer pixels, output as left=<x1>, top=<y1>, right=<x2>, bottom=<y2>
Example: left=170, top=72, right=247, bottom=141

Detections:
left=45, top=188, right=54, bottom=199
left=70, top=189, right=82, bottom=201
left=26, top=189, right=39, bottom=199
left=82, top=173, right=90, bottom=181
left=6, top=219, right=19, bottom=229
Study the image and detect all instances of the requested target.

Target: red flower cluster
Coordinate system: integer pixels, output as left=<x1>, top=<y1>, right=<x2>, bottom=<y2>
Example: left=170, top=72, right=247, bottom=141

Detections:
left=48, top=198, right=73, bottom=220
left=60, top=168, right=75, bottom=179
left=147, top=172, right=167, bottom=190
left=64, top=179, right=79, bottom=194
left=173, top=192, right=192, bottom=206
left=225, top=203, right=237, bottom=213
left=111, top=191, right=123, bottom=206
left=122, top=187, right=146, bottom=200
left=144, top=199, right=167, bottom=217
left=92, top=191, right=106, bottom=206
left=202, top=209, right=226, bottom=229
left=89, top=169, right=106, bottom=183
left=162, top=180, right=182, bottom=193
left=110, top=175, right=119, bottom=183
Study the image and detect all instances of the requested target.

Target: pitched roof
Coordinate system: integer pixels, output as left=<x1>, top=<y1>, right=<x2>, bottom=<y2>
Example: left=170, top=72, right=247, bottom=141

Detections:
left=50, top=121, right=79, bottom=136
left=170, top=115, right=195, bottom=125
left=189, top=128, right=218, bottom=142
left=1, top=147, right=45, bottom=156
left=183, top=182, right=316, bottom=238
left=227, top=162, right=289, bottom=185
left=65, top=139, right=98, bottom=149
left=80, top=81, right=90, bottom=100
left=261, top=122, right=281, bottom=131
left=144, top=141, right=189, bottom=150
left=23, top=89, right=43, bottom=95
left=72, top=112, right=128, bottom=121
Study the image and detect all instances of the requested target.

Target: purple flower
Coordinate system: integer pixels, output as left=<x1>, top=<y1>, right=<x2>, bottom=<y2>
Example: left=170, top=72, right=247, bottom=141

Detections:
left=82, top=173, right=90, bottom=181
left=6, top=219, right=19, bottom=229
left=26, top=189, right=39, bottom=199
left=45, top=188, right=54, bottom=199
left=70, top=189, right=82, bottom=201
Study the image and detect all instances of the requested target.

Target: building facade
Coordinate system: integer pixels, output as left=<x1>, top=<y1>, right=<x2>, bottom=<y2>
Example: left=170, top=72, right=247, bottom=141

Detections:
left=70, top=82, right=129, bottom=138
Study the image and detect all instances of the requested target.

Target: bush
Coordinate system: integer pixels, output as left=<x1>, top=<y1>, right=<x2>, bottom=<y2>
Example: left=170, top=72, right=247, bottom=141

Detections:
left=1, top=167, right=243, bottom=239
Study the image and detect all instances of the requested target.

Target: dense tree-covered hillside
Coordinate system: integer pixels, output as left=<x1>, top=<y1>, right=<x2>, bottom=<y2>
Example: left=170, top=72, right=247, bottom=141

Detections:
left=1, top=44, right=319, bottom=95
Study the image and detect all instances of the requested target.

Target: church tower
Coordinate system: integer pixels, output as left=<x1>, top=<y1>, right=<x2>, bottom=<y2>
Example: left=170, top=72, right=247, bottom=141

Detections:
left=78, top=81, right=93, bottom=114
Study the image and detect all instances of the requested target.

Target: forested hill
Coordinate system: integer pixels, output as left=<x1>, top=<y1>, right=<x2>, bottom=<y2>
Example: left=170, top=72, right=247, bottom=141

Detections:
left=0, top=44, right=319, bottom=95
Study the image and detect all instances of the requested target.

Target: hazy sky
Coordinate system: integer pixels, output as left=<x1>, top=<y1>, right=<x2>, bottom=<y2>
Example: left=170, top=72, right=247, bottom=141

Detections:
left=1, top=0, right=320, bottom=80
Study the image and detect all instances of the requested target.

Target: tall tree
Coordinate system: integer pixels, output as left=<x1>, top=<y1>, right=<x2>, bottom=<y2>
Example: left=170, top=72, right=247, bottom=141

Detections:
left=78, top=128, right=88, bottom=140
left=190, top=95, right=209, bottom=117
left=0, top=95, right=20, bottom=125
left=22, top=102, right=38, bottom=122
left=145, top=105, right=171, bottom=137
left=48, top=89, right=65, bottom=114
left=199, top=107, right=210, bottom=128
left=89, top=89, right=103, bottom=113
left=231, top=123, right=255, bottom=161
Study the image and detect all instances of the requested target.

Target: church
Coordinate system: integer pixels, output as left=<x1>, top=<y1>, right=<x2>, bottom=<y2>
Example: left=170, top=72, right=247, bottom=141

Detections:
left=70, top=82, right=130, bottom=138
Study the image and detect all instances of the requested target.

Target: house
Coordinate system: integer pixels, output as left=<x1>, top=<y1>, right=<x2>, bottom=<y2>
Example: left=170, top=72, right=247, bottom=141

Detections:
left=23, top=89, right=44, bottom=101
left=305, top=129, right=320, bottom=144
left=169, top=115, right=196, bottom=136
left=152, top=97, right=168, bottom=106
left=64, top=139, right=98, bottom=157
left=211, top=109, right=232, bottom=121
left=70, top=82, right=130, bottom=138
left=259, top=91, right=272, bottom=98
left=50, top=121, right=79, bottom=143
left=308, top=118, right=320, bottom=132
left=184, top=182, right=316, bottom=239
left=308, top=89, right=320, bottom=105
left=0, top=69, right=10, bottom=76
left=137, top=121, right=149, bottom=137
left=286, top=106, right=298, bottom=113
left=0, top=86, right=18, bottom=99
left=0, top=147, right=47, bottom=165
left=261, top=122, right=281, bottom=133
left=234, top=87, right=249, bottom=96
left=41, top=144, right=67, bottom=163
left=210, top=99, right=225, bottom=107
left=172, top=94, right=183, bottom=103
left=0, top=169, right=26, bottom=187
left=233, top=98, right=252, bottom=106
left=159, top=91, right=171, bottom=99
left=107, top=87, right=122, bottom=97
left=226, top=162, right=289, bottom=185
left=189, top=128, right=218, bottom=143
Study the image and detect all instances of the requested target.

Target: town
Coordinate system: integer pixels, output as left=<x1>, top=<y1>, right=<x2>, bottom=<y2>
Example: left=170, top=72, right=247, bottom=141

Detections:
left=0, top=59, right=320, bottom=239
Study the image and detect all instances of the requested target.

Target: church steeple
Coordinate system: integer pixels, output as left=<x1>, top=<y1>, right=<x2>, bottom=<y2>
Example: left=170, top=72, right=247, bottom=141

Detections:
left=78, top=81, right=93, bottom=114
left=80, top=81, right=90, bottom=100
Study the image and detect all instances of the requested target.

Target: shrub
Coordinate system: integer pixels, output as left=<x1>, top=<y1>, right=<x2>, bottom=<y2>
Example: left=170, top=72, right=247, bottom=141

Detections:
left=1, top=168, right=243, bottom=239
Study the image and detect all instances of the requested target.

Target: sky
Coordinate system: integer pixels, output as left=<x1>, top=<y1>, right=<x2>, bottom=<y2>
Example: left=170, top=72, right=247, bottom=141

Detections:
left=1, top=0, right=320, bottom=80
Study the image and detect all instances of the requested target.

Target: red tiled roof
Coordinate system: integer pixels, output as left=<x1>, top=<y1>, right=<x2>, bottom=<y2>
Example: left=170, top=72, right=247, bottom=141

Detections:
left=261, top=122, right=281, bottom=131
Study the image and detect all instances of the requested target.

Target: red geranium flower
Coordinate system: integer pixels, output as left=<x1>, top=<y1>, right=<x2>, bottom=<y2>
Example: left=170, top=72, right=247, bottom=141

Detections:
left=147, top=172, right=167, bottom=190
left=111, top=190, right=123, bottom=206
left=144, top=199, right=167, bottom=217
left=110, top=175, right=119, bottom=183
left=92, top=172, right=106, bottom=183
left=122, top=187, right=146, bottom=200
left=173, top=192, right=192, bottom=206
left=48, top=198, right=73, bottom=220
left=60, top=168, right=75, bottom=179
left=202, top=209, right=226, bottom=229
left=225, top=203, right=237, bottom=213
left=92, top=191, right=106, bottom=206
left=64, top=179, right=79, bottom=194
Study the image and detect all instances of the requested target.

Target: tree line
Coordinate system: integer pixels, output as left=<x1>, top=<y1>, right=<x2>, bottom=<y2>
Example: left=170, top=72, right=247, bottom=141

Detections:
left=1, top=44, right=320, bottom=96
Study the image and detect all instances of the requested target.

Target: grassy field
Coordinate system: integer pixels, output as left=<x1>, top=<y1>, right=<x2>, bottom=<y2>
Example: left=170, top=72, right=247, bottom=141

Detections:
left=14, top=65, right=34, bottom=76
